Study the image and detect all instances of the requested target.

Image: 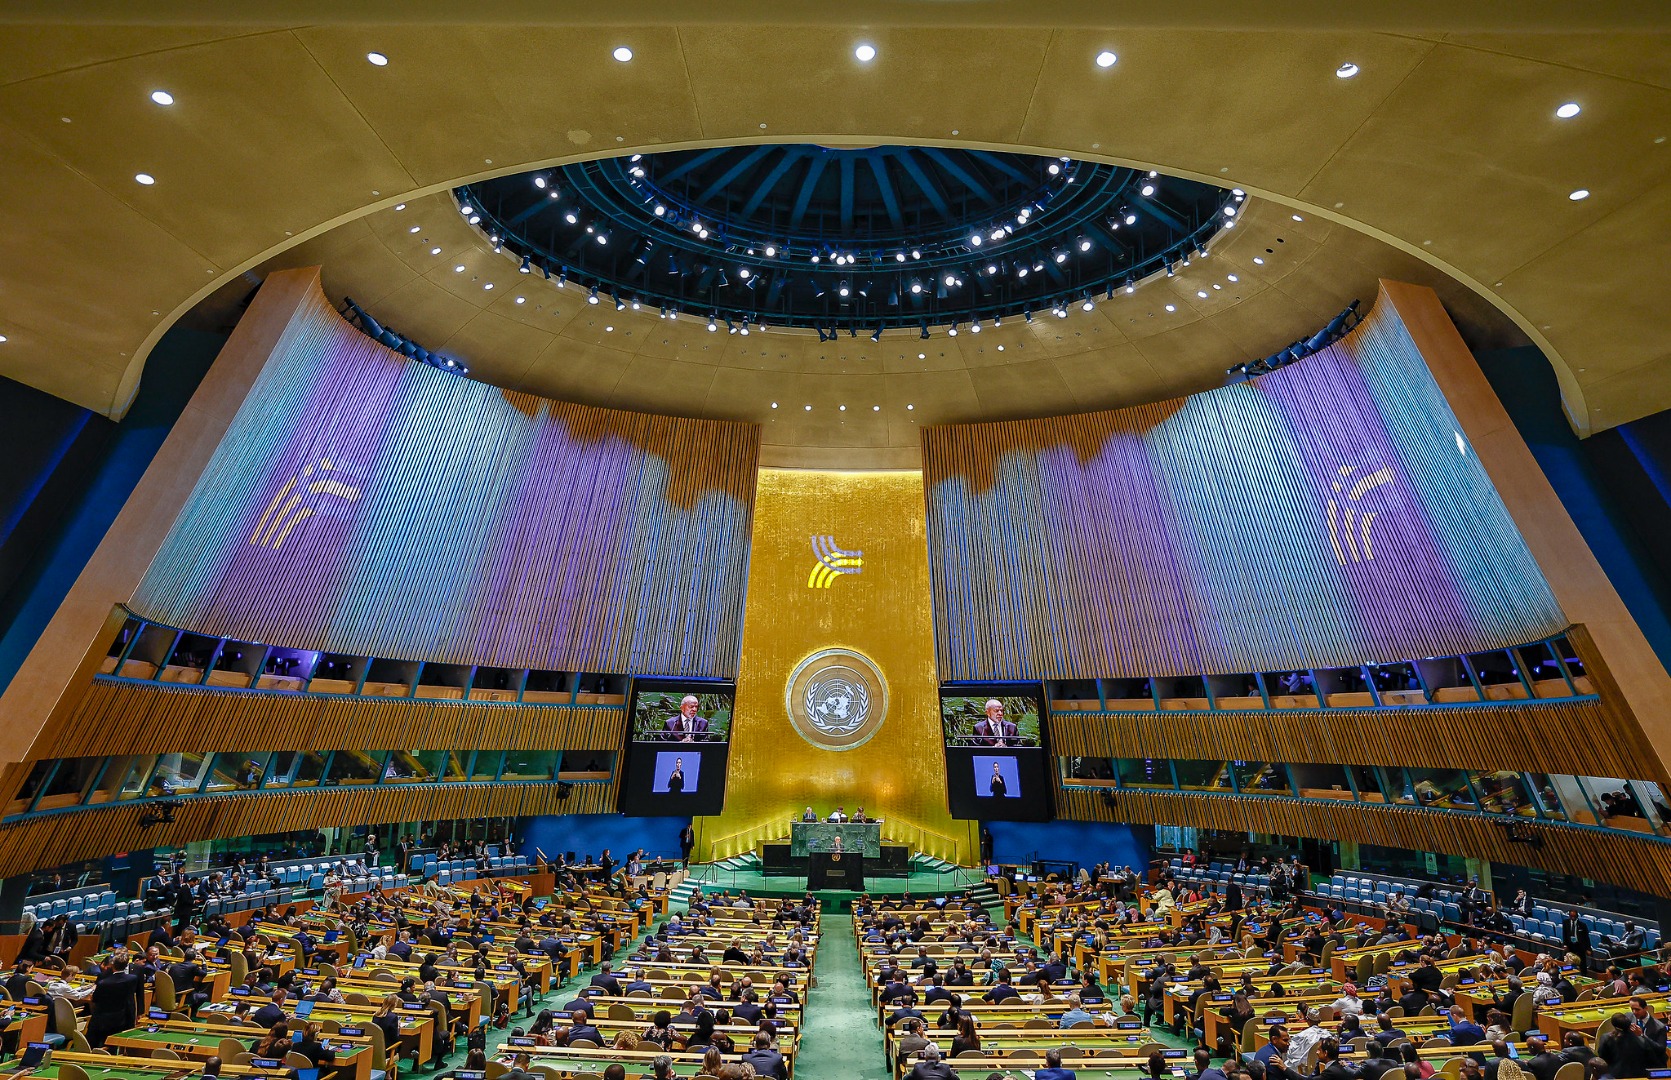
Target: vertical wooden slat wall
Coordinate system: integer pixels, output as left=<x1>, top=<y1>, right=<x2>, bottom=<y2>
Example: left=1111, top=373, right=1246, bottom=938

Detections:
left=0, top=781, right=619, bottom=878
left=128, top=285, right=759, bottom=678
left=1054, top=787, right=1671, bottom=896
left=1046, top=700, right=1647, bottom=778
left=49, top=682, right=626, bottom=757
left=921, top=292, right=1566, bottom=681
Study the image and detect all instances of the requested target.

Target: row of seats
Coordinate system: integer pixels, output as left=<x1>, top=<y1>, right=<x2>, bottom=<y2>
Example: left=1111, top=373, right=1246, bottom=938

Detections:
left=413, top=854, right=530, bottom=880
left=1166, top=860, right=1275, bottom=895
left=1318, top=871, right=1660, bottom=948
left=23, top=886, right=122, bottom=925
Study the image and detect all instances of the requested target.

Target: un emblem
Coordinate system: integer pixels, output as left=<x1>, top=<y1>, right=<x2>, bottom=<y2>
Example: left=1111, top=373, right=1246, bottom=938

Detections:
left=785, top=647, right=889, bottom=751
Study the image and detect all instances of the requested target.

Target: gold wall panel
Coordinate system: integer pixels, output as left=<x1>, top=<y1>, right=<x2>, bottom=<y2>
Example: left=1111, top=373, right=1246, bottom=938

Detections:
left=699, top=469, right=977, bottom=864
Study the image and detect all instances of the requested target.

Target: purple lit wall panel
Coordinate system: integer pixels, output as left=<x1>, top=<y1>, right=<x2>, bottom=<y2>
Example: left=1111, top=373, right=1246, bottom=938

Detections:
left=131, top=289, right=758, bottom=676
left=922, top=297, right=1565, bottom=680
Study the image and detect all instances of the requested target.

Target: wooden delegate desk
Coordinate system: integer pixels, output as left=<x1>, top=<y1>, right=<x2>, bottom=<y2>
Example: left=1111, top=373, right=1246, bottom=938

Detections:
left=107, top=1020, right=374, bottom=1080
left=1534, top=991, right=1671, bottom=1043
left=0, top=1000, right=48, bottom=1046
left=14, top=1051, right=301, bottom=1080
left=494, top=1045, right=777, bottom=1079
left=578, top=995, right=803, bottom=1028
left=198, top=998, right=436, bottom=1063
left=325, top=978, right=485, bottom=1029
left=790, top=821, right=881, bottom=856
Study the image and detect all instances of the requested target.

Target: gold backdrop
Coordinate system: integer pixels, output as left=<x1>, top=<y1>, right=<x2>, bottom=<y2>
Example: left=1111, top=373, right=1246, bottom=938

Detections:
left=697, top=469, right=977, bottom=864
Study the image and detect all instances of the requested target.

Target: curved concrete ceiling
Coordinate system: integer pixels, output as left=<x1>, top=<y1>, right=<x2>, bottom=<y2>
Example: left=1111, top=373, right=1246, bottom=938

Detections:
left=227, top=190, right=1525, bottom=468
left=0, top=5, right=1666, bottom=442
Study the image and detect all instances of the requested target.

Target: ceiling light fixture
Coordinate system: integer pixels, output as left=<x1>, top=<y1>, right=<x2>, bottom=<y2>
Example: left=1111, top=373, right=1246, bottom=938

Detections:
left=366, top=51, right=389, bottom=66
left=1096, top=50, right=1118, bottom=68
left=1336, top=62, right=1360, bottom=79
left=1556, top=102, right=1581, bottom=119
left=612, top=46, right=633, bottom=62
left=1569, top=188, right=1590, bottom=201
left=135, top=172, right=155, bottom=185
left=854, top=43, right=877, bottom=62
left=1140, top=180, right=1156, bottom=196
left=150, top=90, right=174, bottom=106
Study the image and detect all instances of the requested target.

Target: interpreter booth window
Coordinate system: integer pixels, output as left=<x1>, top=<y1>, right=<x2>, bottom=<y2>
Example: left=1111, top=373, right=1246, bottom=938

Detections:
left=1524, top=773, right=1570, bottom=821
left=385, top=750, right=468, bottom=783
left=1469, top=770, right=1535, bottom=816
left=1408, top=767, right=1477, bottom=809
left=150, top=752, right=211, bottom=796
left=323, top=749, right=389, bottom=785
left=1577, top=776, right=1669, bottom=835
left=202, top=752, right=276, bottom=793
left=35, top=757, right=100, bottom=809
left=264, top=750, right=328, bottom=788
left=1065, top=756, right=1115, bottom=782
left=469, top=751, right=504, bottom=780
left=1116, top=758, right=1174, bottom=789
left=1173, top=760, right=1234, bottom=792
left=1291, top=763, right=1354, bottom=799
left=1231, top=761, right=1291, bottom=796
left=500, top=750, right=561, bottom=781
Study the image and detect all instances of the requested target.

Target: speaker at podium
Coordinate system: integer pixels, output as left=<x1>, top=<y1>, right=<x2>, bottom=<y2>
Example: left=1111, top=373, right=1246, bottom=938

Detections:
left=807, top=849, right=865, bottom=890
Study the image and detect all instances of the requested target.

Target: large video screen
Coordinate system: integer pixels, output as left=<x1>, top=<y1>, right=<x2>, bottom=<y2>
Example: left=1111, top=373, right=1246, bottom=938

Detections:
left=619, top=679, right=732, bottom=815
left=631, top=688, right=733, bottom=743
left=941, top=683, right=1053, bottom=822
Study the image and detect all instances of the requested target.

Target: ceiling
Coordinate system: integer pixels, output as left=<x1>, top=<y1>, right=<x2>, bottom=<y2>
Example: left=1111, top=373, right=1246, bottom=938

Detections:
left=457, top=146, right=1232, bottom=331
left=0, top=5, right=1666, bottom=453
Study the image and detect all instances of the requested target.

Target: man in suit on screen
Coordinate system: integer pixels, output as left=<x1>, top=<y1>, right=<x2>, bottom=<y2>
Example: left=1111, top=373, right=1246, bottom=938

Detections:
left=973, top=699, right=1019, bottom=746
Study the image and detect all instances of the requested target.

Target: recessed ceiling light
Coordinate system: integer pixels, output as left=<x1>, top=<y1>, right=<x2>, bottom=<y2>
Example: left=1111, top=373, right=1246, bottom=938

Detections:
left=804, top=404, right=812, bottom=411
left=907, top=404, right=914, bottom=410
left=1095, top=51, right=1117, bottom=68
left=134, top=173, right=155, bottom=185
left=408, top=225, right=420, bottom=233
left=918, top=352, right=926, bottom=359
left=854, top=43, right=877, bottom=62
left=1556, top=102, right=1581, bottom=119
left=605, top=325, right=614, bottom=332
left=454, top=265, right=466, bottom=272
left=1336, top=62, right=1360, bottom=79
left=872, top=405, right=880, bottom=411
left=1165, top=304, right=1176, bottom=312
left=1253, top=257, right=1265, bottom=264
left=515, top=297, right=526, bottom=304
left=394, top=203, right=405, bottom=211
left=771, top=402, right=778, bottom=409
left=483, top=283, right=493, bottom=290
left=1197, top=291, right=1208, bottom=298
left=431, top=247, right=441, bottom=255
left=613, top=46, right=633, bottom=62
left=366, top=51, right=389, bottom=66
left=150, top=90, right=174, bottom=106
left=0, top=335, right=7, bottom=343
left=1292, top=214, right=1304, bottom=221
left=839, top=405, right=847, bottom=411
left=1569, top=188, right=1590, bottom=201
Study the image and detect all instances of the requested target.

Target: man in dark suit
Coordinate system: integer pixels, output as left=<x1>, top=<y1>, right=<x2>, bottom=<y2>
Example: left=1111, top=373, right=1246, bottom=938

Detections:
left=742, top=1032, right=789, bottom=1080
left=1195, top=1048, right=1231, bottom=1080
left=973, top=699, right=1019, bottom=746
left=1523, top=1036, right=1566, bottom=1080
left=1564, top=910, right=1592, bottom=964
left=250, top=988, right=289, bottom=1029
left=1312, top=1039, right=1356, bottom=1080
left=85, top=957, right=144, bottom=1048
left=903, top=1045, right=954, bottom=1080
left=589, top=962, right=622, bottom=997
left=1037, top=1047, right=1080, bottom=1080
left=1600, top=1013, right=1657, bottom=1078
left=984, top=969, right=1019, bottom=1004
left=566, top=1006, right=603, bottom=1046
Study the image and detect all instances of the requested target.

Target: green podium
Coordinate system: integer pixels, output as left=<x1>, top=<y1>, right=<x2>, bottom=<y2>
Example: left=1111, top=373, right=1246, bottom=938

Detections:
left=790, top=821, right=882, bottom=857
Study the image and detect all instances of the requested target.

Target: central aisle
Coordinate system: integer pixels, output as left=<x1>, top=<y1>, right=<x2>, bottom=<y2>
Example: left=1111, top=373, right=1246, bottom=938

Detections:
left=799, top=913, right=891, bottom=1079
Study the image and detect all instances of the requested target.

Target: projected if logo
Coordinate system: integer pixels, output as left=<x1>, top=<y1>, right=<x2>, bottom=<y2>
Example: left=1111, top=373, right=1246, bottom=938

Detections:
left=250, top=458, right=361, bottom=550
left=806, top=535, right=864, bottom=589
left=1327, top=463, right=1395, bottom=564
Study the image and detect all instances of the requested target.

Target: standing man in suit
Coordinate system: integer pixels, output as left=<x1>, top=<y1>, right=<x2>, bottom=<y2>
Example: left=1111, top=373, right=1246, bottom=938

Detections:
left=85, top=956, right=144, bottom=1048
left=1564, top=909, right=1592, bottom=965
left=678, top=824, right=695, bottom=867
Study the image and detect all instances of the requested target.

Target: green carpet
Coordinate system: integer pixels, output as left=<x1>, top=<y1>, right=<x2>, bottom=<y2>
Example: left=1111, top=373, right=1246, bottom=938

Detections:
left=797, top=913, right=891, bottom=1080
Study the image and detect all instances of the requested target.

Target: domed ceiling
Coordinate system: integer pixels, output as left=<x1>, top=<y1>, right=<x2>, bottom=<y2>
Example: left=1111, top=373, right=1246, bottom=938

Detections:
left=455, top=145, right=1235, bottom=332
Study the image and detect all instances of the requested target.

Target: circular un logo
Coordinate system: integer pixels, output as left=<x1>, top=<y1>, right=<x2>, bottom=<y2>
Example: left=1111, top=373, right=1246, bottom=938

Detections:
left=784, top=647, right=889, bottom=751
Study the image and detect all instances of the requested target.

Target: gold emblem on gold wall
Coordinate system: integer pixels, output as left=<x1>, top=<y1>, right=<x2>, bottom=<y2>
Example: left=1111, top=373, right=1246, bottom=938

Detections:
left=1327, top=463, right=1394, bottom=564
left=785, top=647, right=889, bottom=751
left=807, top=535, right=864, bottom=588
left=251, top=459, right=361, bottom=549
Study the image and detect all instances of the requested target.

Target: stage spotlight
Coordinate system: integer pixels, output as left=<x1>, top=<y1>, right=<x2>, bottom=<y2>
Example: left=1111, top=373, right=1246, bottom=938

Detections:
left=970, top=318, right=981, bottom=333
left=1141, top=180, right=1156, bottom=197
left=707, top=317, right=718, bottom=332
left=870, top=326, right=883, bottom=342
left=587, top=287, right=600, bottom=305
left=518, top=256, right=531, bottom=274
left=919, top=322, right=930, bottom=339
left=947, top=323, right=958, bottom=336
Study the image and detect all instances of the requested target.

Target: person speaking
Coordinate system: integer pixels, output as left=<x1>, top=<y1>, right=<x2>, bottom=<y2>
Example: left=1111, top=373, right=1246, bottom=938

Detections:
left=973, top=699, right=1019, bottom=746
